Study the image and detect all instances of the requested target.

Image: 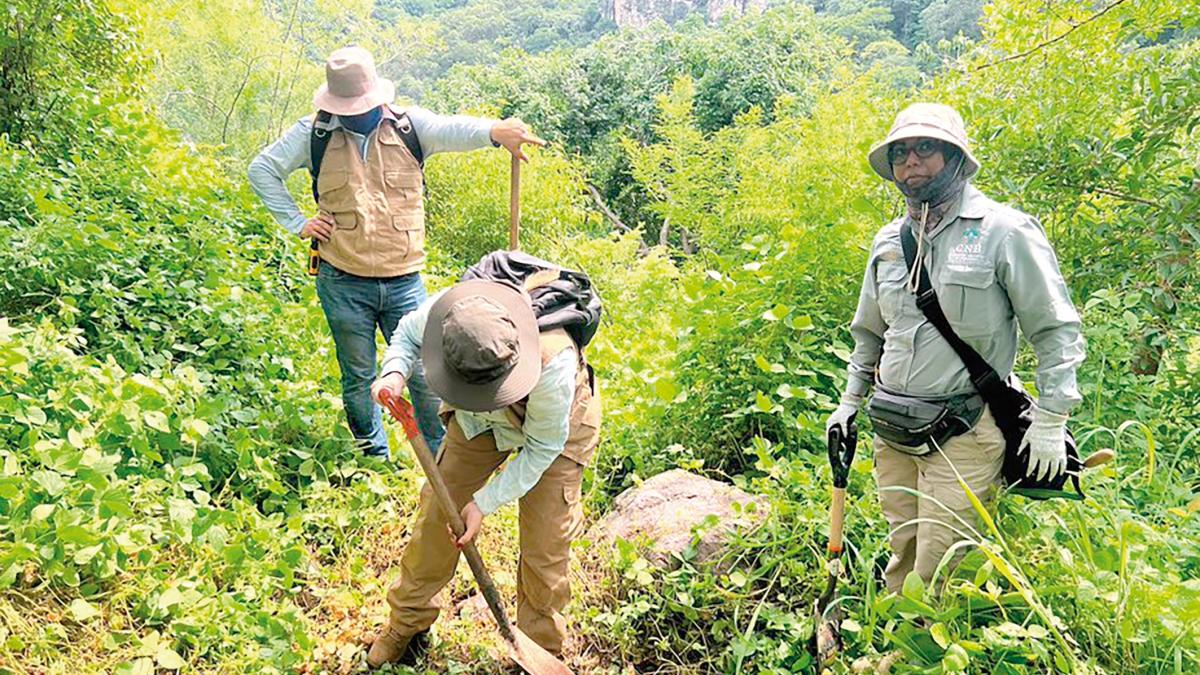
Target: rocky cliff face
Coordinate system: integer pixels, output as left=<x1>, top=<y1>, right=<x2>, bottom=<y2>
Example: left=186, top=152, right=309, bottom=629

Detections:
left=604, top=0, right=766, bottom=29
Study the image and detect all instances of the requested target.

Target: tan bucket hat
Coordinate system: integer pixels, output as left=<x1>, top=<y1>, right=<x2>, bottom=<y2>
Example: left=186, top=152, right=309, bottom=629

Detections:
left=868, top=103, right=980, bottom=181
left=421, top=280, right=542, bottom=413
left=312, top=46, right=395, bottom=116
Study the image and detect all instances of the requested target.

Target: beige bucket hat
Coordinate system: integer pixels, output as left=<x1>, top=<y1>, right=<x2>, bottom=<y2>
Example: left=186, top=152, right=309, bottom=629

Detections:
left=421, top=280, right=542, bottom=413
left=868, top=102, right=980, bottom=181
left=312, top=46, right=395, bottom=116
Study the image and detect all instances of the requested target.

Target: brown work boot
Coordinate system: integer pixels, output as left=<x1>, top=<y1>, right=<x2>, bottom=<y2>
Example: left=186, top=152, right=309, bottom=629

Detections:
left=366, top=626, right=430, bottom=669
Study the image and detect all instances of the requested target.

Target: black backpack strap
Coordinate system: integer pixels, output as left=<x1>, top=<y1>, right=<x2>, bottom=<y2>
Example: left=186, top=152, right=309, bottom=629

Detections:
left=309, top=109, right=424, bottom=204
left=309, top=110, right=334, bottom=203
left=899, top=223, right=1013, bottom=408
left=392, top=110, right=425, bottom=168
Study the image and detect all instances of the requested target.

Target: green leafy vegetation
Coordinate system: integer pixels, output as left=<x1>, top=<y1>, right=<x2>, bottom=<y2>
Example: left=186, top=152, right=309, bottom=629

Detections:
left=1, top=0, right=1198, bottom=672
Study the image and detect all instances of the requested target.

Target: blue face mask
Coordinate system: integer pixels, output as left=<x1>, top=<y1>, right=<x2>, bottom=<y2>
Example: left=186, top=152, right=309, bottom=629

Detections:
left=340, top=106, right=383, bottom=135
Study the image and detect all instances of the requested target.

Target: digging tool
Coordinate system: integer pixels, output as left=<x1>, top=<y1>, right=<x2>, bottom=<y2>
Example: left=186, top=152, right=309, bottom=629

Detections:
left=812, top=420, right=858, bottom=670
left=380, top=392, right=573, bottom=675
left=1010, top=447, right=1118, bottom=500
left=1082, top=448, right=1115, bottom=468
left=510, top=154, right=521, bottom=250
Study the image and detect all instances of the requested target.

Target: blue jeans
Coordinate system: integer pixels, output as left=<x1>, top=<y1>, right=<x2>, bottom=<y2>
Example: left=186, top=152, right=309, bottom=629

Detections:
left=316, top=264, right=445, bottom=457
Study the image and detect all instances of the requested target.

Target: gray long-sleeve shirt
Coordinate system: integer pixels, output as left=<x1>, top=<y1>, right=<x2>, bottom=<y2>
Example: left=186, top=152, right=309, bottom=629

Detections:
left=846, top=184, right=1085, bottom=414
left=247, top=106, right=496, bottom=234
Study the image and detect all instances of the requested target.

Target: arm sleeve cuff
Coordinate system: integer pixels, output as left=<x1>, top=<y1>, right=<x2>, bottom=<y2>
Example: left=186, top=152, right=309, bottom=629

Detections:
left=286, top=214, right=307, bottom=236
left=1036, top=398, right=1075, bottom=416
left=473, top=487, right=503, bottom=517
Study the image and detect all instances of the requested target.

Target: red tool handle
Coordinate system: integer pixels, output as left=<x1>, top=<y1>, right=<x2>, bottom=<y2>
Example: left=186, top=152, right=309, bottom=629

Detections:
left=384, top=391, right=423, bottom=443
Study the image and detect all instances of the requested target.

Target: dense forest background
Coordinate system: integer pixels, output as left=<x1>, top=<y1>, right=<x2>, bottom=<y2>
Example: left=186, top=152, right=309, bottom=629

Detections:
left=1, top=0, right=1198, bottom=673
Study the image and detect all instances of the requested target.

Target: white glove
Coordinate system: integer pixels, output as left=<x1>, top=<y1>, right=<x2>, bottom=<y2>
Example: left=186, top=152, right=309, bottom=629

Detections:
left=826, top=394, right=862, bottom=438
left=1020, top=406, right=1069, bottom=482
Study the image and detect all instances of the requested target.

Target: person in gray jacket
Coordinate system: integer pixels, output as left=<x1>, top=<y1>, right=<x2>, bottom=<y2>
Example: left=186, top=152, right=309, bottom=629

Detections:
left=827, top=103, right=1086, bottom=592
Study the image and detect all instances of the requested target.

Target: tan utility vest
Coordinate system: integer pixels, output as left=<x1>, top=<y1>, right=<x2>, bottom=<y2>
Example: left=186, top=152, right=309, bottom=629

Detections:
left=315, top=107, right=425, bottom=277
left=443, top=328, right=602, bottom=467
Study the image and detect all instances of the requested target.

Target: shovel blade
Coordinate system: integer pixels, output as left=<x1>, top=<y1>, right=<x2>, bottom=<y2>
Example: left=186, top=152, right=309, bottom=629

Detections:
left=810, top=558, right=843, bottom=670
left=507, top=627, right=574, bottom=675
left=814, top=606, right=843, bottom=667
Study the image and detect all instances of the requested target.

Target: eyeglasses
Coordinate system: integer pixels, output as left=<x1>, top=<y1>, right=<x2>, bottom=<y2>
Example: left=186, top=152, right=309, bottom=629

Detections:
left=888, top=139, right=943, bottom=165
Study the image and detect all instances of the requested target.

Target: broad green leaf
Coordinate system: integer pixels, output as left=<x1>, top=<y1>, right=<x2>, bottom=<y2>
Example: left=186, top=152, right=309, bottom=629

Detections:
left=184, top=418, right=210, bottom=440
left=902, top=571, right=925, bottom=601
left=33, top=471, right=67, bottom=497
left=19, top=407, right=47, bottom=427
left=755, top=391, right=773, bottom=413
left=143, top=411, right=170, bottom=433
left=156, top=647, right=186, bottom=670
left=73, top=544, right=104, bottom=565
left=654, top=379, right=680, bottom=402
left=930, top=622, right=950, bottom=648
left=69, top=598, right=100, bottom=622
left=157, top=586, right=183, bottom=612
left=942, top=642, right=969, bottom=671
left=973, top=560, right=994, bottom=588
left=762, top=304, right=790, bottom=321
left=789, top=314, right=814, bottom=331
left=57, top=525, right=98, bottom=546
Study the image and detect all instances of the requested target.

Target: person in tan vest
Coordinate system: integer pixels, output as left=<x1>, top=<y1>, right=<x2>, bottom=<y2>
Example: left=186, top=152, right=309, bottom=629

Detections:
left=365, top=277, right=600, bottom=668
left=248, top=46, right=545, bottom=458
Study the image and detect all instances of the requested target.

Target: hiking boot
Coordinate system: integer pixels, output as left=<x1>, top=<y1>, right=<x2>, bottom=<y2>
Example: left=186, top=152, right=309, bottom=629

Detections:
left=366, top=627, right=430, bottom=669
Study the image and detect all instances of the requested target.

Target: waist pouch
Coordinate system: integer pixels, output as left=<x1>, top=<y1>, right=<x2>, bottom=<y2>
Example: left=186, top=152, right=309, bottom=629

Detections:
left=866, top=389, right=984, bottom=455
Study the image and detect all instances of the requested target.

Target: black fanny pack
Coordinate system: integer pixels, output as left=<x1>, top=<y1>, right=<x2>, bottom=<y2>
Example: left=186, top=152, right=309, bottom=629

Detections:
left=867, top=389, right=984, bottom=455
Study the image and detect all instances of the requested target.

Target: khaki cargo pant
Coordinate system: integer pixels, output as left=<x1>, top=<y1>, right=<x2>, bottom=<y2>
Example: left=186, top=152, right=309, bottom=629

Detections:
left=385, top=416, right=585, bottom=654
left=873, top=407, right=1005, bottom=594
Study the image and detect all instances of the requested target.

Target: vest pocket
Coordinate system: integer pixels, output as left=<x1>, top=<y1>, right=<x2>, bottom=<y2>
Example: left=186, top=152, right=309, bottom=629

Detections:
left=316, top=169, right=350, bottom=205
left=390, top=216, right=424, bottom=257
left=385, top=173, right=422, bottom=212
left=332, top=211, right=358, bottom=231
left=385, top=169, right=422, bottom=190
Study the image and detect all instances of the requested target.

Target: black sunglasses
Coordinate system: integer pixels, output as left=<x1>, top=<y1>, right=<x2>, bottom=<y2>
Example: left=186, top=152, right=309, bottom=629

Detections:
left=888, top=139, right=944, bottom=165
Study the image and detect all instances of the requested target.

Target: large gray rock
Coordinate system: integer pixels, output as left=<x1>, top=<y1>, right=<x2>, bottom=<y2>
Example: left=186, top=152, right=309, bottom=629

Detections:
left=604, top=0, right=766, bottom=29
left=587, top=469, right=767, bottom=568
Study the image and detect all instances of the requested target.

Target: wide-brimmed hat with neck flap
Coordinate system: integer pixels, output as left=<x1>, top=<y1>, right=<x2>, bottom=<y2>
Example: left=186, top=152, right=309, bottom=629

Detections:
left=312, top=46, right=396, bottom=116
left=421, top=280, right=542, bottom=413
left=868, top=102, right=980, bottom=182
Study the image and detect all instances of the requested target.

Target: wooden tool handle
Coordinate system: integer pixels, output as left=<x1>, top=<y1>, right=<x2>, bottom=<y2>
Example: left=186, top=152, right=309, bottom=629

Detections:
left=828, top=487, right=846, bottom=555
left=1083, top=448, right=1116, bottom=469
left=509, top=155, right=521, bottom=251
left=382, top=394, right=517, bottom=643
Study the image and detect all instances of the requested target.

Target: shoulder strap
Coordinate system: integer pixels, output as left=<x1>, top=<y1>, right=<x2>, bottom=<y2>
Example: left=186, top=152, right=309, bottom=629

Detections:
left=392, top=110, right=424, bottom=168
left=309, top=109, right=424, bottom=203
left=902, top=225, right=1084, bottom=496
left=899, top=223, right=1010, bottom=406
left=309, top=110, right=334, bottom=203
